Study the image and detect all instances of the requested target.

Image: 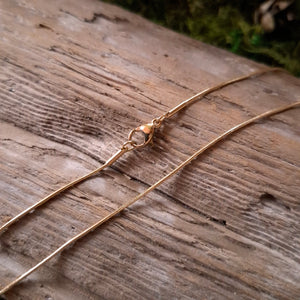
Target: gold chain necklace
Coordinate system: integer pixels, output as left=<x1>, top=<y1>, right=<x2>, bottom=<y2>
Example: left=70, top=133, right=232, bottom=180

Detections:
left=1, top=67, right=299, bottom=294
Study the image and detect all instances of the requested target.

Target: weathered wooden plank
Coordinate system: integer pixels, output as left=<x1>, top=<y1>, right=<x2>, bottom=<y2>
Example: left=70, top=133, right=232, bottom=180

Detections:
left=0, top=0, right=300, bottom=299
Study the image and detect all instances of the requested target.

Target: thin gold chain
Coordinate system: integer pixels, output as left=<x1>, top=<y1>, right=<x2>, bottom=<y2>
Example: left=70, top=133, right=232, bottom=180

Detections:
left=1, top=100, right=299, bottom=294
left=1, top=67, right=297, bottom=294
left=151, top=67, right=284, bottom=127
left=0, top=67, right=281, bottom=234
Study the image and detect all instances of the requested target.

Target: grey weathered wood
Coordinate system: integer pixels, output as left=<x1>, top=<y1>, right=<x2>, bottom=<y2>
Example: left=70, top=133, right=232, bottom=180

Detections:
left=0, top=0, right=300, bottom=299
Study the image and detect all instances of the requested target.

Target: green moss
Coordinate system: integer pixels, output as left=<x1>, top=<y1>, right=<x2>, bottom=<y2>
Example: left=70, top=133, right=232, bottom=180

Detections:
left=102, top=0, right=300, bottom=76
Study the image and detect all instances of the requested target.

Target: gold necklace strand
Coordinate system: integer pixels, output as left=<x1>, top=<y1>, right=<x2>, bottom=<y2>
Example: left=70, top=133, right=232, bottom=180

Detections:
left=1, top=100, right=299, bottom=294
left=0, top=67, right=281, bottom=234
left=150, top=67, right=283, bottom=127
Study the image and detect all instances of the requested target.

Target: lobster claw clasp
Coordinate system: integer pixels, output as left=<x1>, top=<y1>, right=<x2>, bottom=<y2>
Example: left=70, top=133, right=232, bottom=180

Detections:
left=128, top=122, right=155, bottom=149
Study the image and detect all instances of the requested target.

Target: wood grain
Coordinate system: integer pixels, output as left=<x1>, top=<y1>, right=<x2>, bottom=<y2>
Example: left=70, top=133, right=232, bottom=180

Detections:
left=0, top=0, right=300, bottom=299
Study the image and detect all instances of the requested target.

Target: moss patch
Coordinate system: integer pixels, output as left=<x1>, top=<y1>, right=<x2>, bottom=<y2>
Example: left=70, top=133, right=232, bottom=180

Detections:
left=103, top=0, right=300, bottom=76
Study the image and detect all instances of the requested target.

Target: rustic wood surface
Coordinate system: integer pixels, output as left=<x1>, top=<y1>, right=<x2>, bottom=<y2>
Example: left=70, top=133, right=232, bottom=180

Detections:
left=0, top=0, right=300, bottom=299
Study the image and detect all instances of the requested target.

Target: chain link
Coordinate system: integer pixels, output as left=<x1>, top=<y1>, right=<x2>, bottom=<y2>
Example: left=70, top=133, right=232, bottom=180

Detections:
left=151, top=113, right=168, bottom=129
left=121, top=139, right=137, bottom=151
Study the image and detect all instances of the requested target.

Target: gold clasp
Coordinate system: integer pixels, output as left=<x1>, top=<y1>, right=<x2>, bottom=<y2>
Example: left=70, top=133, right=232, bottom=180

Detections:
left=122, top=114, right=168, bottom=151
left=127, top=122, right=155, bottom=149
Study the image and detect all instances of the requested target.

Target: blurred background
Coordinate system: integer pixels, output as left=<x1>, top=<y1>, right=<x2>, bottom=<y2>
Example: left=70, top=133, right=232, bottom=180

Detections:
left=103, top=0, right=300, bottom=76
